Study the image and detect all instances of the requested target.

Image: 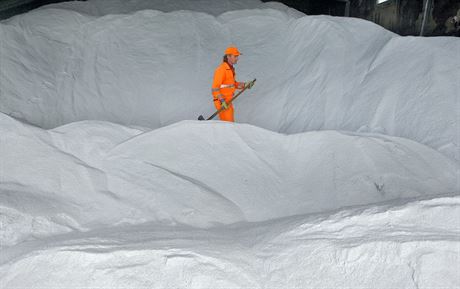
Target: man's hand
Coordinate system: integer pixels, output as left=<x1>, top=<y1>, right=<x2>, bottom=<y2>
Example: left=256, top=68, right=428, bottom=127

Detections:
left=245, top=81, right=255, bottom=89
left=220, top=99, right=228, bottom=110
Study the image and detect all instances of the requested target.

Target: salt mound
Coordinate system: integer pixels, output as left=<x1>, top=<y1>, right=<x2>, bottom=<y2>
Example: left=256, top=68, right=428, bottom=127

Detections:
left=1, top=1, right=459, bottom=286
left=1, top=4, right=458, bottom=162
left=43, top=0, right=304, bottom=17
left=2, top=195, right=459, bottom=288
left=104, top=120, right=459, bottom=223
left=1, top=113, right=457, bottom=247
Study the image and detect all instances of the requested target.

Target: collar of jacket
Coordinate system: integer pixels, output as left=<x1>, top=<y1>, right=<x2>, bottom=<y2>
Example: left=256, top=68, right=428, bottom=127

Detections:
left=223, top=61, right=235, bottom=75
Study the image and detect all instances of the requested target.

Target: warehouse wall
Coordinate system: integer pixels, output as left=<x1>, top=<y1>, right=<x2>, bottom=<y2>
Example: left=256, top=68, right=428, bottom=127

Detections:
left=264, top=0, right=460, bottom=36
left=0, top=0, right=82, bottom=20
left=351, top=0, right=460, bottom=36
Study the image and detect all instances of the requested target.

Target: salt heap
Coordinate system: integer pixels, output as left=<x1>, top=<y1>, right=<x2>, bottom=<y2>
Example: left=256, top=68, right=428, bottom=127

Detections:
left=0, top=0, right=459, bottom=288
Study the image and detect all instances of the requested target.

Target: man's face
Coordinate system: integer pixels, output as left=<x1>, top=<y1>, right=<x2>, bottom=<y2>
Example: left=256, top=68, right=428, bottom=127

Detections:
left=228, top=54, right=239, bottom=65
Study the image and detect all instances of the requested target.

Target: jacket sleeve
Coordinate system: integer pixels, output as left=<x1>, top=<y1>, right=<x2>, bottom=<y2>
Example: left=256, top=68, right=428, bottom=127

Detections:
left=235, top=81, right=244, bottom=89
left=212, top=67, right=225, bottom=100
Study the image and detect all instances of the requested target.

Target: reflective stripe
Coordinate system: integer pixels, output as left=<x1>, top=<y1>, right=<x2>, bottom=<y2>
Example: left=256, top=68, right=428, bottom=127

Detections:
left=212, top=84, right=234, bottom=93
left=220, top=84, right=234, bottom=89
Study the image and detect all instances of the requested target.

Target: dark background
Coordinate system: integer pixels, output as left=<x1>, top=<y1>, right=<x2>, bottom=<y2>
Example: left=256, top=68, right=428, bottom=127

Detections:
left=0, top=0, right=68, bottom=19
left=264, top=0, right=460, bottom=36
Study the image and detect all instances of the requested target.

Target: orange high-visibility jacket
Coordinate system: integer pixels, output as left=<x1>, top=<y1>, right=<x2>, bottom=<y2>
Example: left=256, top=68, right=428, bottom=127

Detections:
left=211, top=62, right=244, bottom=102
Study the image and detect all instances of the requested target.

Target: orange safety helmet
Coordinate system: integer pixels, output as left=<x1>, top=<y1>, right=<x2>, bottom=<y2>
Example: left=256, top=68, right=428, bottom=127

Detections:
left=224, top=46, right=241, bottom=56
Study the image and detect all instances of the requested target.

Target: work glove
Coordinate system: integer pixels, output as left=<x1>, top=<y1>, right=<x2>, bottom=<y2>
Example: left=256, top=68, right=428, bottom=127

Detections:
left=244, top=81, right=254, bottom=89
left=220, top=99, right=228, bottom=110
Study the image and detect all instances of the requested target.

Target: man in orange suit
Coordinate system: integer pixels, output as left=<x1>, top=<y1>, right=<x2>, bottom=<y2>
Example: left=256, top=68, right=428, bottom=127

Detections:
left=211, top=46, right=254, bottom=122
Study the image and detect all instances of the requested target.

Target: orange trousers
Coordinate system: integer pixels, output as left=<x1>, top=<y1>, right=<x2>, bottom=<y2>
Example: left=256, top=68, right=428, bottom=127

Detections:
left=214, top=98, right=234, bottom=122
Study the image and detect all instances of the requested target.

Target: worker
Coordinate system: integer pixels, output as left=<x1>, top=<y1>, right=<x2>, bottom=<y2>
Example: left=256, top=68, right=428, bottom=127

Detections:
left=211, top=46, right=254, bottom=122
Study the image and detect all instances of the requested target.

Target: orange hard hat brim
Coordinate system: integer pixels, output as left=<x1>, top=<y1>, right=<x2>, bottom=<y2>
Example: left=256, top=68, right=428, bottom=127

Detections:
left=225, top=47, right=241, bottom=56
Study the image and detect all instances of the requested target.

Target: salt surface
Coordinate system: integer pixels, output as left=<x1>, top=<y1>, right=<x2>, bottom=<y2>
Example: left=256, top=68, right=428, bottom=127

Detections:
left=0, top=0, right=459, bottom=287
